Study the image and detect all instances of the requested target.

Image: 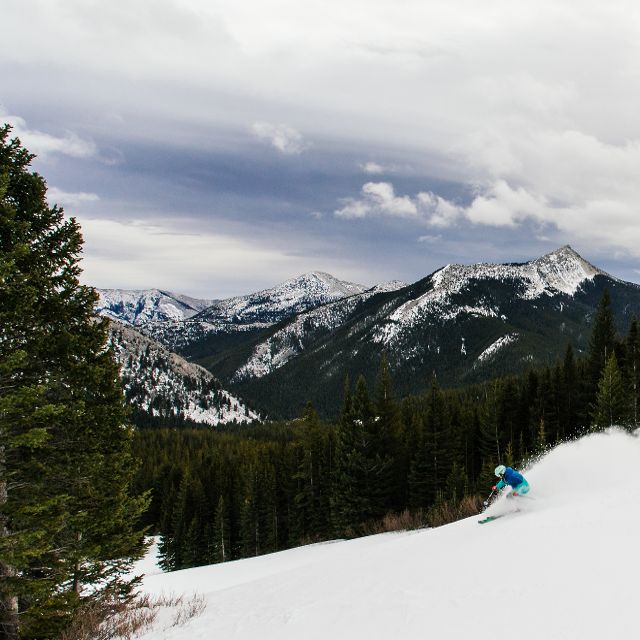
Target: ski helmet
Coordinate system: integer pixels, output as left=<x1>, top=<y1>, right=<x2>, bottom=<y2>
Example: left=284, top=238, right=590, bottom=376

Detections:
left=494, top=464, right=506, bottom=477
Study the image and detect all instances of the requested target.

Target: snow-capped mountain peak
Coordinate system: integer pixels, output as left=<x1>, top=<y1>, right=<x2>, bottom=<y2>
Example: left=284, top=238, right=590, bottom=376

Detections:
left=194, top=272, right=367, bottom=326
left=531, top=245, right=605, bottom=296
left=96, top=288, right=215, bottom=326
left=375, top=246, right=604, bottom=346
left=432, top=245, right=604, bottom=300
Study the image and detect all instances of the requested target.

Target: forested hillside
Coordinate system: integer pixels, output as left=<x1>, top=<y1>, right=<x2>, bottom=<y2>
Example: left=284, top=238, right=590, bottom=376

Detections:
left=134, top=290, right=638, bottom=570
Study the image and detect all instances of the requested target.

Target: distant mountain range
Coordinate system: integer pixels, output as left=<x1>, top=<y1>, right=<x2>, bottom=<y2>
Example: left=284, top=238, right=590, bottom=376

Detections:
left=98, top=246, right=640, bottom=420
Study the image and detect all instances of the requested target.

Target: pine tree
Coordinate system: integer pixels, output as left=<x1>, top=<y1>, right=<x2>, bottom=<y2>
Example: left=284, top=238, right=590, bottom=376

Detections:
left=292, top=403, right=332, bottom=542
left=212, top=495, right=230, bottom=563
left=372, top=357, right=400, bottom=513
left=0, top=125, right=148, bottom=639
left=624, top=319, right=640, bottom=429
left=408, top=377, right=450, bottom=507
left=332, top=376, right=388, bottom=533
left=588, top=290, right=617, bottom=395
left=592, top=353, right=629, bottom=431
left=535, top=417, right=547, bottom=452
left=560, top=344, right=579, bottom=437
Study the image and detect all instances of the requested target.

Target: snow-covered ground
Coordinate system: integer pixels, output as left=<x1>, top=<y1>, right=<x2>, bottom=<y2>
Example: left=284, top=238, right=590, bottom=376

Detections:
left=133, top=428, right=640, bottom=639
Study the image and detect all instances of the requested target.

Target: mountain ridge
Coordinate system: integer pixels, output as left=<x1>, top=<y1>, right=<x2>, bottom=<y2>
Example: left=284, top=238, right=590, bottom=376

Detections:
left=96, top=247, right=640, bottom=419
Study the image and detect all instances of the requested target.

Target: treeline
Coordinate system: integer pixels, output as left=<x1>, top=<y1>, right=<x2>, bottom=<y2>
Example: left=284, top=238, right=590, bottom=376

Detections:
left=134, top=290, right=640, bottom=571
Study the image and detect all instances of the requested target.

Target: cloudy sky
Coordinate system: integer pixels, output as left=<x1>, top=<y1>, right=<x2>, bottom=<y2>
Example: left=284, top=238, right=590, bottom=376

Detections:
left=2, top=0, right=640, bottom=298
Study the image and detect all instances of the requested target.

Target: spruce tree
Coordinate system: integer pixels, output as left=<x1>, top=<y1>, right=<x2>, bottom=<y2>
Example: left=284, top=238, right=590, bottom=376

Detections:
left=592, top=353, right=628, bottom=431
left=212, top=495, right=230, bottom=563
left=0, top=125, right=148, bottom=639
left=624, top=319, right=640, bottom=429
left=588, top=290, right=617, bottom=394
left=292, top=403, right=332, bottom=542
left=372, top=357, right=400, bottom=512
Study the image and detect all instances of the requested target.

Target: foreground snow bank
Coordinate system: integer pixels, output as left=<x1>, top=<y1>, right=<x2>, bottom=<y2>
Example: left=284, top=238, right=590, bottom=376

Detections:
left=135, top=428, right=640, bottom=640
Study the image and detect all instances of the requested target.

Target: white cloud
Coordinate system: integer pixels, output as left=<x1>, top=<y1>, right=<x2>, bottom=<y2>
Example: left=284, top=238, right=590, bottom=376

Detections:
left=418, top=234, right=442, bottom=243
left=335, top=182, right=419, bottom=219
left=1, top=110, right=97, bottom=160
left=48, top=187, right=100, bottom=207
left=335, top=182, right=467, bottom=226
left=417, top=192, right=465, bottom=228
left=361, top=161, right=384, bottom=174
left=251, top=122, right=308, bottom=154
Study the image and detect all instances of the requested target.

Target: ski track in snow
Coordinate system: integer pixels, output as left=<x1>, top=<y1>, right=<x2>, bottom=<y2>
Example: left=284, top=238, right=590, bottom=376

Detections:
left=132, top=428, right=640, bottom=640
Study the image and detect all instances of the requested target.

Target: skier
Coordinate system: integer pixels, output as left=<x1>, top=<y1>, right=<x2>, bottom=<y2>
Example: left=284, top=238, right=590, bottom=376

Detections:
left=493, top=464, right=530, bottom=497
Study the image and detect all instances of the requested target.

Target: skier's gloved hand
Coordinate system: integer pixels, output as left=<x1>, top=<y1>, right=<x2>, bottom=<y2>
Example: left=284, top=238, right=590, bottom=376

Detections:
left=491, top=486, right=496, bottom=491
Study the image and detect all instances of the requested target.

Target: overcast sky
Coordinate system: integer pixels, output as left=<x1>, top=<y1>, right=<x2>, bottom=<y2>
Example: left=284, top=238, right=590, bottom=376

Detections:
left=2, top=0, right=640, bottom=298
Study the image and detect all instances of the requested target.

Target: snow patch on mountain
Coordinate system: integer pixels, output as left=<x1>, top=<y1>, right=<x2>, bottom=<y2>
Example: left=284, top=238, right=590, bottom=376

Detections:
left=476, top=333, right=519, bottom=365
left=108, top=322, right=259, bottom=425
left=365, top=280, right=408, bottom=294
left=112, top=271, right=368, bottom=349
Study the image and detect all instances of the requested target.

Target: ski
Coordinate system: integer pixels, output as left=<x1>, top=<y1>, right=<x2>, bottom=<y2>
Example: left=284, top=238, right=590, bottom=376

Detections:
left=478, top=514, right=505, bottom=524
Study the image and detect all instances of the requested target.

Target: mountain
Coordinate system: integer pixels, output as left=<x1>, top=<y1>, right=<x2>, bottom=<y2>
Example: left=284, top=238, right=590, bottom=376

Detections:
left=196, top=271, right=369, bottom=327
left=134, top=271, right=373, bottom=354
left=222, top=246, right=640, bottom=417
left=108, top=321, right=259, bottom=426
left=97, top=247, right=640, bottom=420
left=97, top=288, right=215, bottom=326
left=131, top=428, right=640, bottom=640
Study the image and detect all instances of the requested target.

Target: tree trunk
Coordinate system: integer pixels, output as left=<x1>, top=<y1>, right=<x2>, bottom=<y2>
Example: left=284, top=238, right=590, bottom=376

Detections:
left=0, top=451, right=19, bottom=640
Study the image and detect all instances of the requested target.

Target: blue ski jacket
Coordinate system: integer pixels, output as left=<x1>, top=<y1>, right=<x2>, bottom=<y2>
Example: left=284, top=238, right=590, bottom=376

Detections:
left=496, top=467, right=525, bottom=490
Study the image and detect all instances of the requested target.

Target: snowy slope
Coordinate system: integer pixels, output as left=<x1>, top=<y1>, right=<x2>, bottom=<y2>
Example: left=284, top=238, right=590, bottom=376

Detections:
left=132, top=428, right=640, bottom=640
left=108, top=322, right=259, bottom=426
left=97, top=289, right=215, bottom=326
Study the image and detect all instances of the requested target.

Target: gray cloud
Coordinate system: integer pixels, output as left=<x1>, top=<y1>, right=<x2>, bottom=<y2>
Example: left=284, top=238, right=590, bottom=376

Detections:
left=2, top=0, right=640, bottom=291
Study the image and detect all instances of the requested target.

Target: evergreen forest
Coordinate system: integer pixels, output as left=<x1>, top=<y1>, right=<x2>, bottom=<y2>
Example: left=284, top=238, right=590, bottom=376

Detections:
left=134, top=290, right=640, bottom=571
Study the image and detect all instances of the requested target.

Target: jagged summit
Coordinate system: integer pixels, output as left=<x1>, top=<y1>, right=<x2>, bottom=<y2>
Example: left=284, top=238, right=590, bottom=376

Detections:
left=194, top=272, right=367, bottom=326
left=374, top=246, right=605, bottom=345
left=433, top=245, right=603, bottom=299
left=532, top=245, right=605, bottom=294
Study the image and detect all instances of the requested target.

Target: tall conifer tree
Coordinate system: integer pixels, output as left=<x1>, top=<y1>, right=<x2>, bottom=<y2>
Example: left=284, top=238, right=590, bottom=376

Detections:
left=588, top=290, right=617, bottom=395
left=624, top=319, right=640, bottom=429
left=592, top=353, right=628, bottom=431
left=0, top=125, right=148, bottom=639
